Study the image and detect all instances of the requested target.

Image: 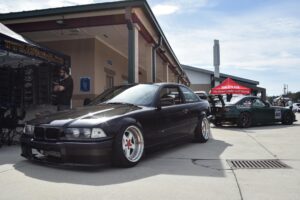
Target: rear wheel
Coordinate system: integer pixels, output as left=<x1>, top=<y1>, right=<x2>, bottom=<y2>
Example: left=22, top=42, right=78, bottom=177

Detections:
left=112, top=125, right=144, bottom=167
left=282, top=111, right=294, bottom=125
left=194, top=115, right=210, bottom=143
left=237, top=112, right=252, bottom=128
left=212, top=119, right=222, bottom=127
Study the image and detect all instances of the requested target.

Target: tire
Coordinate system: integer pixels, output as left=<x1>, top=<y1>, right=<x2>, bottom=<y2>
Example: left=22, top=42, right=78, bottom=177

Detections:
left=282, top=111, right=294, bottom=125
left=237, top=112, right=252, bottom=128
left=194, top=115, right=210, bottom=143
left=112, top=125, right=145, bottom=168
left=212, top=120, right=222, bottom=127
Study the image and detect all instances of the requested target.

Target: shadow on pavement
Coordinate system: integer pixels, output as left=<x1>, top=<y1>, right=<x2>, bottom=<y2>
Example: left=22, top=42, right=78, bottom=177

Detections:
left=12, top=138, right=231, bottom=186
left=212, top=123, right=300, bottom=133
left=0, top=145, right=23, bottom=166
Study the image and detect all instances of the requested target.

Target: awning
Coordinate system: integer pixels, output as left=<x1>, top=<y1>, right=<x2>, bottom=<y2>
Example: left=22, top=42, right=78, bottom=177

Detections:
left=0, top=23, right=70, bottom=67
left=210, top=77, right=251, bottom=95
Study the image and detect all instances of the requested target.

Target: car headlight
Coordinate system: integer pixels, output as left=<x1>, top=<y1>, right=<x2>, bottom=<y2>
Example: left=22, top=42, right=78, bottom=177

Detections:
left=82, top=128, right=91, bottom=138
left=64, top=128, right=106, bottom=139
left=24, top=124, right=35, bottom=135
left=91, top=128, right=107, bottom=138
left=65, top=128, right=80, bottom=138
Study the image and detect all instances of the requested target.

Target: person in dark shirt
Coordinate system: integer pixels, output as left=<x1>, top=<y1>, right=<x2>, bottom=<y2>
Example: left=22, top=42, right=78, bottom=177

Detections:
left=53, top=67, right=73, bottom=111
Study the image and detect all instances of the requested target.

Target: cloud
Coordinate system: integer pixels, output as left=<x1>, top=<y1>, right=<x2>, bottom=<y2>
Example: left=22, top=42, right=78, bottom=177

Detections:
left=151, top=0, right=213, bottom=16
left=164, top=11, right=300, bottom=69
left=158, top=1, right=300, bottom=94
left=152, top=4, right=179, bottom=16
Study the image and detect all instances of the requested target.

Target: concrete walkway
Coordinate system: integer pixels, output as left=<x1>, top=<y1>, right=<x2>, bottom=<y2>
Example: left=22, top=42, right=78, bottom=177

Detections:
left=0, top=113, right=299, bottom=200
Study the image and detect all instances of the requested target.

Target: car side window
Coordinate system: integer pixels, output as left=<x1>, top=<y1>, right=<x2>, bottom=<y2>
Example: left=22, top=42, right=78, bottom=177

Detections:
left=237, top=99, right=252, bottom=108
left=252, top=99, right=265, bottom=108
left=180, top=86, right=200, bottom=103
left=159, top=87, right=183, bottom=106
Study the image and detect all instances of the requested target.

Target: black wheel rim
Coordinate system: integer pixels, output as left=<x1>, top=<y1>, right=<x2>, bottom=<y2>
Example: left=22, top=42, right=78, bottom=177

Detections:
left=242, top=114, right=249, bottom=127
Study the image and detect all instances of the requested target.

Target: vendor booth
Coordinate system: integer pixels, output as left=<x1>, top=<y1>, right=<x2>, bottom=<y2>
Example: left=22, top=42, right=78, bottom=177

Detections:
left=210, top=77, right=251, bottom=95
left=0, top=23, right=70, bottom=146
left=209, top=77, right=251, bottom=108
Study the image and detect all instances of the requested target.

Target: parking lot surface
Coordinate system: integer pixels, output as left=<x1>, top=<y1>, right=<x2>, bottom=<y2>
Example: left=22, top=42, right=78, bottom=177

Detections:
left=1, top=113, right=300, bottom=200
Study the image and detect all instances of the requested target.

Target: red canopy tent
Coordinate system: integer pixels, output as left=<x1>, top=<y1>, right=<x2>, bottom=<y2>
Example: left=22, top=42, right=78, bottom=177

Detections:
left=210, top=77, right=251, bottom=95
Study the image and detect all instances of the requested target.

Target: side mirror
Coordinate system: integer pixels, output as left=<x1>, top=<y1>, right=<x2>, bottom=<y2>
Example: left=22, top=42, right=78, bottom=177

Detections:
left=265, top=103, right=270, bottom=107
left=83, top=98, right=91, bottom=106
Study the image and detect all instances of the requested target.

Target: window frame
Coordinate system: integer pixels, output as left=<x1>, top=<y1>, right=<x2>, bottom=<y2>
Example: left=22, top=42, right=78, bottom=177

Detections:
left=158, top=85, right=184, bottom=108
left=179, top=86, right=200, bottom=103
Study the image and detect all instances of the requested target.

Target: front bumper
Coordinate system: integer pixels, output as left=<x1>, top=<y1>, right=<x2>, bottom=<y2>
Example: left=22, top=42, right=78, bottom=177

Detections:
left=20, top=136, right=113, bottom=167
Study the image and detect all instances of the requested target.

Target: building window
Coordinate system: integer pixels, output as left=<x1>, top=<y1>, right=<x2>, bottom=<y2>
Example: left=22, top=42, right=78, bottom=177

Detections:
left=106, top=75, right=114, bottom=89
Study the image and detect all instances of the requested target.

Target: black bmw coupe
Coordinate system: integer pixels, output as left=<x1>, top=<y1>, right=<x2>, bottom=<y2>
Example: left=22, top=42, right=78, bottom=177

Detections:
left=21, top=83, right=210, bottom=167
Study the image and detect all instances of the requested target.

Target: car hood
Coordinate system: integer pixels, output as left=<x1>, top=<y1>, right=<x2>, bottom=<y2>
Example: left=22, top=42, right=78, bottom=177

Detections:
left=29, top=104, right=141, bottom=127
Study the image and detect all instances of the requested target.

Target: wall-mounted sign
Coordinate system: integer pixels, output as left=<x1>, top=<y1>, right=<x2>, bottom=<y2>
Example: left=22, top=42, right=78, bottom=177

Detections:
left=80, top=77, right=90, bottom=92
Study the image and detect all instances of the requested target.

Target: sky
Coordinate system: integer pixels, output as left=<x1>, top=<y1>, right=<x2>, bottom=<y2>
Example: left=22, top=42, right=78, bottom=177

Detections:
left=0, top=0, right=299, bottom=96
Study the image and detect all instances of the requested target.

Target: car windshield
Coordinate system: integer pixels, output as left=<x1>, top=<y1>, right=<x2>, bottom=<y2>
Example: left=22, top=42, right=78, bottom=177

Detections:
left=90, top=84, right=159, bottom=106
left=89, top=85, right=133, bottom=105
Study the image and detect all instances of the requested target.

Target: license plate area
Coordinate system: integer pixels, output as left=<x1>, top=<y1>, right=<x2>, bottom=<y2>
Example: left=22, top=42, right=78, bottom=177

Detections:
left=32, top=148, right=61, bottom=158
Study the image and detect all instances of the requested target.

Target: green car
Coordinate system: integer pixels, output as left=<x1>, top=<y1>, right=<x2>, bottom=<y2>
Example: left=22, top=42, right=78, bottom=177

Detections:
left=210, top=96, right=296, bottom=128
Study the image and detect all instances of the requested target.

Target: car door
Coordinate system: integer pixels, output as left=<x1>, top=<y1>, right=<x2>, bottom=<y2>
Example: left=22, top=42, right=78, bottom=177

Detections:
left=251, top=98, right=274, bottom=124
left=155, top=85, right=189, bottom=141
left=179, top=86, right=202, bottom=135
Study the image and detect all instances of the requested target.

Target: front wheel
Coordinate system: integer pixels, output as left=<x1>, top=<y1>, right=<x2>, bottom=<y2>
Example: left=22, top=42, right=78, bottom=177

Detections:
left=112, top=125, right=144, bottom=168
left=237, top=112, right=252, bottom=128
left=194, top=115, right=210, bottom=143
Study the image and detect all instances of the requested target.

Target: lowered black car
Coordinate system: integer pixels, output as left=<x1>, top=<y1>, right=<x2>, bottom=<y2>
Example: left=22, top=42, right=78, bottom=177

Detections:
left=21, top=83, right=210, bottom=167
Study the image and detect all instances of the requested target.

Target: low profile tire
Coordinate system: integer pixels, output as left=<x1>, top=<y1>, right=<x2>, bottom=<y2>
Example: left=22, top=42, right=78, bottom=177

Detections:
left=112, top=125, right=144, bottom=168
left=237, top=112, right=252, bottom=128
left=282, top=111, right=294, bottom=125
left=194, top=115, right=210, bottom=143
left=212, top=120, right=222, bottom=127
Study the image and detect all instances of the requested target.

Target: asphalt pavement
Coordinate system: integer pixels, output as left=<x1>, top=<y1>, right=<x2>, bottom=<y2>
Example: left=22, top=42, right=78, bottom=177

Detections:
left=0, top=113, right=299, bottom=200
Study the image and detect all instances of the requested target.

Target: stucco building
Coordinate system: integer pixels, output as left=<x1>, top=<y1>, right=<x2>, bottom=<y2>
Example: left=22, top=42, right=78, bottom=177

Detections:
left=0, top=0, right=189, bottom=107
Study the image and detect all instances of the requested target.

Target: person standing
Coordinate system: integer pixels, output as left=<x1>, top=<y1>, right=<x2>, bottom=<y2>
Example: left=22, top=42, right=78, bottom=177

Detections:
left=53, top=67, right=73, bottom=111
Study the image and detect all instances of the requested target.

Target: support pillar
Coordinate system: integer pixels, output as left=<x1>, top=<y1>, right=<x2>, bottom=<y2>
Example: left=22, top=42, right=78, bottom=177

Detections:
left=151, top=37, right=162, bottom=83
left=145, top=44, right=153, bottom=82
left=127, top=24, right=139, bottom=83
left=126, top=7, right=139, bottom=84
left=165, top=63, right=169, bottom=82
left=152, top=46, right=156, bottom=83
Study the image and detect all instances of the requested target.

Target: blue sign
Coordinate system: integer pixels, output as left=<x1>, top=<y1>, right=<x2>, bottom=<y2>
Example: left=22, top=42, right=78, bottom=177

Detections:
left=80, top=77, right=90, bottom=92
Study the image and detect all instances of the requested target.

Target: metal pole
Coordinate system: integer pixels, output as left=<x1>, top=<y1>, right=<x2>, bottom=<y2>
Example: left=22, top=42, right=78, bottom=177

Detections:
left=213, top=39, right=220, bottom=87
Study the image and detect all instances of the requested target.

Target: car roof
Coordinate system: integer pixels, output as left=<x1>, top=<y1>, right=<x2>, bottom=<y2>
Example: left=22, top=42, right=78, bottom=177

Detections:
left=116, top=82, right=186, bottom=87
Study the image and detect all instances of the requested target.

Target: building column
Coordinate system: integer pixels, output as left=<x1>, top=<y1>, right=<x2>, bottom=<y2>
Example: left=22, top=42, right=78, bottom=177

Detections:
left=151, top=37, right=162, bottom=83
left=145, top=44, right=153, bottom=82
left=127, top=23, right=139, bottom=83
left=152, top=46, right=157, bottom=82
left=166, top=63, right=169, bottom=82
left=162, top=63, right=168, bottom=82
